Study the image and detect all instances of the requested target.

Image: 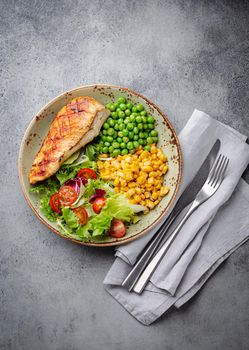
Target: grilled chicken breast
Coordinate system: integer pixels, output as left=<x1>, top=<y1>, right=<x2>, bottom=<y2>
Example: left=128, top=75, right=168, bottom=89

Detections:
left=29, top=96, right=110, bottom=184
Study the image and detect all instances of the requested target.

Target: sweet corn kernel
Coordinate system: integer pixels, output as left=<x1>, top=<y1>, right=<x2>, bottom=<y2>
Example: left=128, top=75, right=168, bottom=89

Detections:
left=97, top=145, right=169, bottom=212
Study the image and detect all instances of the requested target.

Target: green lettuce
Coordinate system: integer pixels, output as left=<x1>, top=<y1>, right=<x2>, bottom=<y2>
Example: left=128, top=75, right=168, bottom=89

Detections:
left=29, top=177, right=60, bottom=222
left=61, top=207, right=79, bottom=230
left=55, top=157, right=97, bottom=185
left=29, top=177, right=60, bottom=195
left=85, top=144, right=98, bottom=161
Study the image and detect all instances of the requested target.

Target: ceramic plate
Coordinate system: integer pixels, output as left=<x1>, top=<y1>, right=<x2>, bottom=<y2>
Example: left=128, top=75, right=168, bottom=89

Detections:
left=18, top=84, right=182, bottom=246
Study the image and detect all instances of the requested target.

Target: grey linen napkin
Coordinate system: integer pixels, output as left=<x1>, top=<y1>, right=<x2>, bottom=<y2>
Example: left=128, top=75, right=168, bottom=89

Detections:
left=103, top=110, right=249, bottom=325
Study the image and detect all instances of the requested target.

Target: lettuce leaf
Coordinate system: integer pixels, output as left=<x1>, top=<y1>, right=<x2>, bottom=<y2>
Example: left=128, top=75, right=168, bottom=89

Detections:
left=29, top=177, right=60, bottom=195
left=40, top=194, right=59, bottom=222
left=61, top=207, right=80, bottom=230
left=55, top=159, right=97, bottom=185
left=85, top=144, right=98, bottom=161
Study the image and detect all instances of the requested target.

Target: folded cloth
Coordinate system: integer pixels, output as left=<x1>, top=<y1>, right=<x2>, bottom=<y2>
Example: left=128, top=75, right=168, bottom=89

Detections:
left=103, top=110, right=249, bottom=325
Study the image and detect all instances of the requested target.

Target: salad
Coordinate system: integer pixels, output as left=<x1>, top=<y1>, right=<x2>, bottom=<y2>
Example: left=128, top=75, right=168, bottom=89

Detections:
left=30, top=96, right=169, bottom=242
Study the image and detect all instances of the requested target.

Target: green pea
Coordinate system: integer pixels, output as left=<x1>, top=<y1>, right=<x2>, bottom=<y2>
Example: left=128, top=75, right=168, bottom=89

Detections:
left=129, top=115, right=136, bottom=122
left=136, top=103, right=144, bottom=112
left=103, top=122, right=109, bottom=129
left=138, top=139, right=144, bottom=145
left=118, top=111, right=125, bottom=118
left=140, top=110, right=147, bottom=116
left=131, top=112, right=137, bottom=117
left=123, top=129, right=129, bottom=136
left=114, top=124, right=120, bottom=131
left=143, top=123, right=148, bottom=130
left=108, top=128, right=115, bottom=136
left=118, top=131, right=123, bottom=137
left=113, top=149, right=121, bottom=157
left=128, top=131, right=134, bottom=139
left=150, top=130, right=158, bottom=136
left=123, top=136, right=129, bottom=143
left=135, top=116, right=142, bottom=123
left=120, top=142, right=126, bottom=149
left=124, top=118, right=130, bottom=125
left=117, top=137, right=122, bottom=143
left=102, top=136, right=107, bottom=141
left=125, top=109, right=131, bottom=116
left=105, top=103, right=111, bottom=109
left=147, top=116, right=155, bottom=124
left=104, top=141, right=111, bottom=147
left=118, top=96, right=126, bottom=104
left=147, top=137, right=154, bottom=144
left=116, top=108, right=121, bottom=113
left=108, top=118, right=115, bottom=127
left=133, top=141, right=139, bottom=148
left=127, top=123, right=134, bottom=130
left=109, top=146, right=114, bottom=153
left=138, top=123, right=143, bottom=130
left=148, top=123, right=154, bottom=129
left=103, top=146, right=109, bottom=153
left=127, top=141, right=134, bottom=150
left=113, top=142, right=120, bottom=149
left=119, top=103, right=126, bottom=111
left=132, top=106, right=137, bottom=113
left=126, top=102, right=133, bottom=110
left=144, top=145, right=151, bottom=151
left=109, top=104, right=116, bottom=112
left=113, top=131, right=118, bottom=138
left=139, top=132, right=145, bottom=138
left=144, top=131, right=149, bottom=138
left=114, top=102, right=119, bottom=109
left=107, top=136, right=113, bottom=142
left=133, top=135, right=139, bottom=141
left=121, top=149, right=128, bottom=155
left=118, top=118, right=123, bottom=124
left=133, top=127, right=139, bottom=134
left=153, top=136, right=159, bottom=143
left=119, top=123, right=125, bottom=130
left=111, top=111, right=118, bottom=119
left=142, top=116, right=147, bottom=123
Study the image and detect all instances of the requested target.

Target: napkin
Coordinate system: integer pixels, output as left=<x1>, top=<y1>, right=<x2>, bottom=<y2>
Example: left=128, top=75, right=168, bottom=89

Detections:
left=103, top=110, right=249, bottom=325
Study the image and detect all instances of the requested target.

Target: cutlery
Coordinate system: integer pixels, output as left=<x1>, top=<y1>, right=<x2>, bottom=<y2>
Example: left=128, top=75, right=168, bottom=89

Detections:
left=121, top=140, right=221, bottom=291
left=133, top=153, right=229, bottom=294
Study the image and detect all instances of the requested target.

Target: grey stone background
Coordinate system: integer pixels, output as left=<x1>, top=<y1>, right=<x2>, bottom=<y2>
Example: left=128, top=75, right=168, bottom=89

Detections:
left=0, top=0, right=248, bottom=349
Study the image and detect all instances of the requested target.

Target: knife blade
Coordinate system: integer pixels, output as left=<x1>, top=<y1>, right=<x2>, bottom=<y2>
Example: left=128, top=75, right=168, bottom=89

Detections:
left=121, top=139, right=221, bottom=291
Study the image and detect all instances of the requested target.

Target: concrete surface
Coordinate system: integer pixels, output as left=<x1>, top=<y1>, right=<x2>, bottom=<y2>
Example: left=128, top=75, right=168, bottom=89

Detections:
left=0, top=0, right=249, bottom=349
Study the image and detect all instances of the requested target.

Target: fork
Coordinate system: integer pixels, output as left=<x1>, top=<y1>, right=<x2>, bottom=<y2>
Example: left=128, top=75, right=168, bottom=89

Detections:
left=132, top=153, right=229, bottom=294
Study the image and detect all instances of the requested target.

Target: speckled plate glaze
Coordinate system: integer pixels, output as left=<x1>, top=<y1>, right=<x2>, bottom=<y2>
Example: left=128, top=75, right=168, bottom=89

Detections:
left=18, top=84, right=182, bottom=247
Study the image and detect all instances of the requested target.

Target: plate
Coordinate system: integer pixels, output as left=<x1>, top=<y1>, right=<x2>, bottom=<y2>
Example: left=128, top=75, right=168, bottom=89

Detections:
left=18, top=84, right=182, bottom=246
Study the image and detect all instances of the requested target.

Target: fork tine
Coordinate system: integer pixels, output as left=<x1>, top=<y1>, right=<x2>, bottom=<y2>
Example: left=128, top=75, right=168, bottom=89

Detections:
left=208, top=154, right=223, bottom=185
left=210, top=155, right=226, bottom=186
left=213, top=157, right=229, bottom=187
left=207, top=154, right=222, bottom=183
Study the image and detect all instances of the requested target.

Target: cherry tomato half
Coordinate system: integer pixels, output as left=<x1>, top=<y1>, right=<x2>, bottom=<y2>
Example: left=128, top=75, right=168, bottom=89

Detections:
left=58, top=186, right=78, bottom=207
left=108, top=219, right=126, bottom=238
left=49, top=193, right=61, bottom=213
left=73, top=207, right=88, bottom=225
left=77, top=168, right=97, bottom=180
left=92, top=197, right=106, bottom=214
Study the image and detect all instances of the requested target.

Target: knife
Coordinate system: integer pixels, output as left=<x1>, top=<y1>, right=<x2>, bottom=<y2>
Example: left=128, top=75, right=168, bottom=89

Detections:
left=121, top=139, right=221, bottom=291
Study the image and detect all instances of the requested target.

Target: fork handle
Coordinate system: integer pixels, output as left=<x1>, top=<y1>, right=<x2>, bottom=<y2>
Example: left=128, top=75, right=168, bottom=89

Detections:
left=133, top=200, right=200, bottom=294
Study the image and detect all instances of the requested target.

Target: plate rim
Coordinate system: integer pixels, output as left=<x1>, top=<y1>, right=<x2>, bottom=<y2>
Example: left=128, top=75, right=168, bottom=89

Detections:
left=18, top=84, right=182, bottom=247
